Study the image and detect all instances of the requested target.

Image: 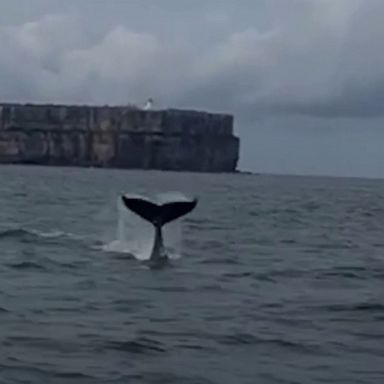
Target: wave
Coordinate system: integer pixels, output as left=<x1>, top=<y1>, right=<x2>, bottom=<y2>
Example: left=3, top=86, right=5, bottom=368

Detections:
left=7, top=261, right=48, bottom=271
left=0, top=224, right=178, bottom=263
left=0, top=227, right=35, bottom=239
left=0, top=363, right=96, bottom=381
left=325, top=302, right=384, bottom=313
left=106, top=336, right=166, bottom=354
left=100, top=239, right=181, bottom=262
left=0, top=227, right=85, bottom=242
left=217, top=332, right=321, bottom=353
left=53, top=372, right=94, bottom=379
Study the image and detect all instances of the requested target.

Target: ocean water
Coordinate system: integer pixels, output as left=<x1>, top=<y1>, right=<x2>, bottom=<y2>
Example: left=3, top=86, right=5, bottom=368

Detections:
left=0, top=165, right=384, bottom=384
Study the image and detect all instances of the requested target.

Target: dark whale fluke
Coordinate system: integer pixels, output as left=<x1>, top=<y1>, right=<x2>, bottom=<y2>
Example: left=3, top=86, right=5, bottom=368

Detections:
left=121, top=194, right=197, bottom=268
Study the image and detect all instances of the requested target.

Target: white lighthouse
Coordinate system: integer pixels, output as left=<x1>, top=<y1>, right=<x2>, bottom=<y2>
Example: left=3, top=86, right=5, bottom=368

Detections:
left=143, top=98, right=154, bottom=110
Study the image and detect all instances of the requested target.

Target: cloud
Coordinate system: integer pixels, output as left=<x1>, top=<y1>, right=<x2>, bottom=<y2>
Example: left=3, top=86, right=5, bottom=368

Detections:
left=0, top=0, right=383, bottom=121
left=0, top=13, right=87, bottom=102
left=0, top=12, right=194, bottom=106
left=180, top=0, right=368, bottom=119
left=56, top=26, right=162, bottom=103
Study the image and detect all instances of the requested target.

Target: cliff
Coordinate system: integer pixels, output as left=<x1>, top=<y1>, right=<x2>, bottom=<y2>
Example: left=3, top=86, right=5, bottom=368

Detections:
left=0, top=103, right=240, bottom=172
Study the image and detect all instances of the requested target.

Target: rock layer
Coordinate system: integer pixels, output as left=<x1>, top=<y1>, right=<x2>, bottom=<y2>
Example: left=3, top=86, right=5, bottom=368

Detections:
left=0, top=103, right=240, bottom=172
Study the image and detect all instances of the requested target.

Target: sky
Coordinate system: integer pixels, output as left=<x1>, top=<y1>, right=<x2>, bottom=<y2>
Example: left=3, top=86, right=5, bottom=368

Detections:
left=0, top=0, right=383, bottom=178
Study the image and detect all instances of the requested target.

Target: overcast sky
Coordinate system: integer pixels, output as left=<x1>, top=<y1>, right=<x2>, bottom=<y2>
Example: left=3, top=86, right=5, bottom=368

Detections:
left=0, top=0, right=383, bottom=178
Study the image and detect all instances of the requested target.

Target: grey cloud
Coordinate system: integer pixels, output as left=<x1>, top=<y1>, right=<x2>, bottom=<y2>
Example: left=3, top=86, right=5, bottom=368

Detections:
left=256, top=81, right=384, bottom=119
left=0, top=0, right=382, bottom=120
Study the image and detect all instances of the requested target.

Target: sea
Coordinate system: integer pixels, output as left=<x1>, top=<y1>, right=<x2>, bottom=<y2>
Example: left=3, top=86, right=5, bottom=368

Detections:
left=0, top=164, right=383, bottom=384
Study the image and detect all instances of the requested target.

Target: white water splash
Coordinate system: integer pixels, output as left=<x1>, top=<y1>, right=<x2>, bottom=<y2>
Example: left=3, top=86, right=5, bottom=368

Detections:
left=102, top=193, right=184, bottom=260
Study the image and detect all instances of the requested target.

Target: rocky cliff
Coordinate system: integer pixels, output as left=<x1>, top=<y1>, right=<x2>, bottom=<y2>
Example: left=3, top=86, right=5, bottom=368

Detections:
left=0, top=103, right=240, bottom=172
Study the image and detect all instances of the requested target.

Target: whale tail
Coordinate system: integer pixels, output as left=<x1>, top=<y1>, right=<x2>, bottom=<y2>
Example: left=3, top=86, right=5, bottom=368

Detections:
left=120, top=194, right=197, bottom=268
left=121, top=194, right=198, bottom=227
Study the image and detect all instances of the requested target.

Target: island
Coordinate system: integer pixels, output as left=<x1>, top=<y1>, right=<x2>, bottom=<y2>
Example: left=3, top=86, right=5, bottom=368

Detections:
left=0, top=102, right=240, bottom=172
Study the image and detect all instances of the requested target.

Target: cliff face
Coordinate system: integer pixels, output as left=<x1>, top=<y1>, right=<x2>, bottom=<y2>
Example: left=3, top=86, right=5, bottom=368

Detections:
left=0, top=103, right=240, bottom=172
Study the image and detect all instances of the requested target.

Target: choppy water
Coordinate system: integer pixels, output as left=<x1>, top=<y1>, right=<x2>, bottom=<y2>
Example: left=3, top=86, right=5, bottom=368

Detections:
left=1, top=165, right=384, bottom=384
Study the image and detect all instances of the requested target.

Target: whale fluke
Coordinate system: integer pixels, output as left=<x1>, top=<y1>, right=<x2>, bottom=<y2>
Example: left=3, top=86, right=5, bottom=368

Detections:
left=120, top=193, right=198, bottom=267
left=121, top=194, right=197, bottom=226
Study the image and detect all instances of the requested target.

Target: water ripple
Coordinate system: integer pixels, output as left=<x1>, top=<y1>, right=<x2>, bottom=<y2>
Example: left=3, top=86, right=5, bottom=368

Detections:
left=1, top=168, right=384, bottom=383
